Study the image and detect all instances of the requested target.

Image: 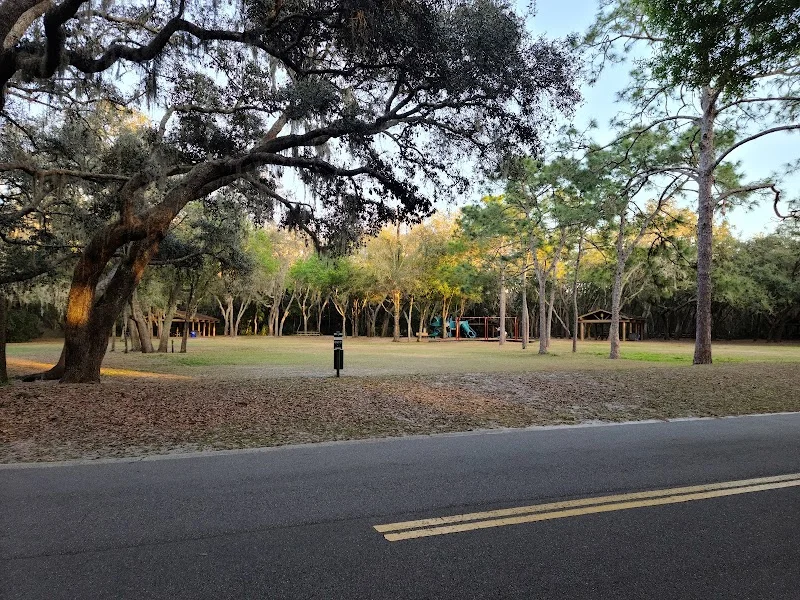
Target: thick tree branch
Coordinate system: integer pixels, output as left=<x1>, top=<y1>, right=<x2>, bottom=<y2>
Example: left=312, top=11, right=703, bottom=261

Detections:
left=2, top=0, right=48, bottom=48
left=0, top=0, right=42, bottom=44
left=0, top=161, right=129, bottom=181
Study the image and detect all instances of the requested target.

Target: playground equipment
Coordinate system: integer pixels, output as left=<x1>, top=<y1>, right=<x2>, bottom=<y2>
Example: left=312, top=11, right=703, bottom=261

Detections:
left=426, top=316, right=521, bottom=340
left=428, top=316, right=480, bottom=339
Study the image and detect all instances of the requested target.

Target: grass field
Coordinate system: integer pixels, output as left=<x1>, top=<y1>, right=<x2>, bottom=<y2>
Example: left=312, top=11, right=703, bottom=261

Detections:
left=6, top=336, right=800, bottom=380
left=3, top=336, right=800, bottom=463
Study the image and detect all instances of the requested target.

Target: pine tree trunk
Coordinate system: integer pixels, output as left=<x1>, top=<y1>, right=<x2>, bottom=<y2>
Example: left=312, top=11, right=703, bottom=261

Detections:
left=521, top=267, right=529, bottom=350
left=609, top=215, right=627, bottom=360
left=499, top=265, right=506, bottom=345
left=537, top=271, right=547, bottom=354
left=572, top=232, right=584, bottom=353
left=609, top=267, right=625, bottom=359
left=694, top=85, right=717, bottom=365
left=180, top=280, right=196, bottom=354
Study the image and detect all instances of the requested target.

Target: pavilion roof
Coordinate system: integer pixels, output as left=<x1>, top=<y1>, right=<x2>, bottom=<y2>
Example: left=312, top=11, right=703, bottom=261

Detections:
left=578, top=309, right=645, bottom=322
left=172, top=310, right=220, bottom=323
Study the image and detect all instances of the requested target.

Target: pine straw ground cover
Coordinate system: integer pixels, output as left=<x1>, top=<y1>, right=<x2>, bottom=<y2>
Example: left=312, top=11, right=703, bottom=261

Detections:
left=2, top=361, right=799, bottom=463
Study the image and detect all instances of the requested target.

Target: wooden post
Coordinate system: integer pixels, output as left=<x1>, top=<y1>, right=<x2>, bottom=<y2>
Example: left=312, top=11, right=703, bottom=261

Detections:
left=622, top=321, right=627, bottom=342
left=580, top=322, right=584, bottom=341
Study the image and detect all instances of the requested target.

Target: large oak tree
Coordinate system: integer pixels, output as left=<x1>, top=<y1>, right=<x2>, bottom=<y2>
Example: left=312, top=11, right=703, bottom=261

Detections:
left=1, top=0, right=578, bottom=382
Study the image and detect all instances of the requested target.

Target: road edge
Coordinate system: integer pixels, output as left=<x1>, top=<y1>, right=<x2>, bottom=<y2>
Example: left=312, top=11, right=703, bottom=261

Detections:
left=3, top=411, right=800, bottom=470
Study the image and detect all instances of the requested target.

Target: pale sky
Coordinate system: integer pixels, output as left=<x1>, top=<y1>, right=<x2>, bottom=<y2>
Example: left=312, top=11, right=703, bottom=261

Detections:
left=530, top=0, right=799, bottom=238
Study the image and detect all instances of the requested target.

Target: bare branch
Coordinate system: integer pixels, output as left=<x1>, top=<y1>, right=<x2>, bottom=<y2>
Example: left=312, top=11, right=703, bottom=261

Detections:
left=714, top=124, right=800, bottom=168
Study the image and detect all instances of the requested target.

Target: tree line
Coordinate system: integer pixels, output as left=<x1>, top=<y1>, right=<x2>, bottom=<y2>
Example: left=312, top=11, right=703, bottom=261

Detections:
left=7, top=190, right=799, bottom=361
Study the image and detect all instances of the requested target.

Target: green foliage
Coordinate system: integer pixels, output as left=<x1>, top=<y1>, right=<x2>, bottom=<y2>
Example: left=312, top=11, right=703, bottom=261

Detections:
left=7, top=309, right=41, bottom=343
left=640, top=0, right=800, bottom=94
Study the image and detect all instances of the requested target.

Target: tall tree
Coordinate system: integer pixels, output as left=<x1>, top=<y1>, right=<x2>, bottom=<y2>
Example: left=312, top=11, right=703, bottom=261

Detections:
left=586, top=0, right=800, bottom=363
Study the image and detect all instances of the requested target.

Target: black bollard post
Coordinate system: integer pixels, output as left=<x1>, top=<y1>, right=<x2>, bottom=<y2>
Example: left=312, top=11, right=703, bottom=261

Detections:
left=333, top=332, right=343, bottom=377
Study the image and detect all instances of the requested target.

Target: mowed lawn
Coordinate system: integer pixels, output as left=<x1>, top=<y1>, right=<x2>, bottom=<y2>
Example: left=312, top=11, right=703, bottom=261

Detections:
left=3, top=337, right=800, bottom=463
left=6, top=336, right=800, bottom=380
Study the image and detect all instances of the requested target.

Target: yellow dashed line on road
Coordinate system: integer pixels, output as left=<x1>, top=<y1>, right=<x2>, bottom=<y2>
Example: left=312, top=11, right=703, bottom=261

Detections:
left=375, top=473, right=800, bottom=542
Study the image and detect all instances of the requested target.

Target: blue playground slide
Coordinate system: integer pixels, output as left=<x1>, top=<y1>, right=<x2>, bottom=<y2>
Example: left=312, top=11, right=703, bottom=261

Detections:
left=460, top=321, right=477, bottom=338
left=429, top=316, right=478, bottom=338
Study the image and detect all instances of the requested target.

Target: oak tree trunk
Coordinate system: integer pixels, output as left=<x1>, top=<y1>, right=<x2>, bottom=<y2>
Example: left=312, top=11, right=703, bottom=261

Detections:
left=546, top=282, right=556, bottom=349
left=158, top=282, right=180, bottom=352
left=537, top=272, right=547, bottom=354
left=380, top=310, right=390, bottom=337
left=235, top=298, right=251, bottom=336
left=406, top=295, right=414, bottom=341
left=130, top=290, right=154, bottom=353
left=128, top=316, right=141, bottom=351
left=278, top=293, right=295, bottom=336
left=392, top=290, right=401, bottom=342
left=54, top=238, right=159, bottom=382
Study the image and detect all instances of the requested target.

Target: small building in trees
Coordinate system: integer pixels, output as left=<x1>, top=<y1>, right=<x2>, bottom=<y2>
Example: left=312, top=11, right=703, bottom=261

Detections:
left=169, top=311, right=219, bottom=337
left=578, top=309, right=646, bottom=341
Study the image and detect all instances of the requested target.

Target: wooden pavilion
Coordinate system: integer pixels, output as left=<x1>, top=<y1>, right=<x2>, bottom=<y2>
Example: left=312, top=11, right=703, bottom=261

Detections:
left=167, top=310, right=219, bottom=337
left=578, top=309, right=646, bottom=341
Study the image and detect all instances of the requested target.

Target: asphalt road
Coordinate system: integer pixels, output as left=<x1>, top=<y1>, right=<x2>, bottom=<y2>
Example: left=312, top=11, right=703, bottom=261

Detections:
left=3, top=414, right=800, bottom=599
